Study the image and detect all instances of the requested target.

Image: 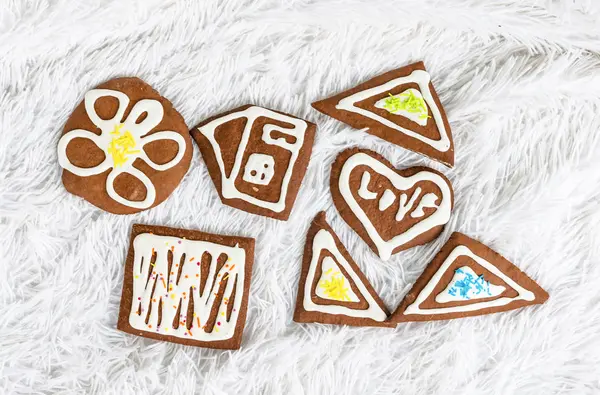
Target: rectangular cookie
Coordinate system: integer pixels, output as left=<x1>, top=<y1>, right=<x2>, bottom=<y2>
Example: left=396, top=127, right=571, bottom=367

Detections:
left=117, top=224, right=255, bottom=349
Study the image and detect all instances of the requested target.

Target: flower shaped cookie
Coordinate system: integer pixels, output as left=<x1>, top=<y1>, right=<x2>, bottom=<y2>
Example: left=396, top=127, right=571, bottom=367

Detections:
left=58, top=88, right=187, bottom=210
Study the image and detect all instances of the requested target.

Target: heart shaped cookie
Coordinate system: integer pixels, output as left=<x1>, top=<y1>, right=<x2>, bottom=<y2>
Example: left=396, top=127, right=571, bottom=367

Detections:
left=330, top=148, right=454, bottom=260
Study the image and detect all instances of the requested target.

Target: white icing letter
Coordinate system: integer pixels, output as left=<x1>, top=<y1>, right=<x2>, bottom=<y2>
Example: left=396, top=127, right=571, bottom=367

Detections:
left=378, top=189, right=396, bottom=211
left=357, top=171, right=377, bottom=200
left=411, top=192, right=439, bottom=218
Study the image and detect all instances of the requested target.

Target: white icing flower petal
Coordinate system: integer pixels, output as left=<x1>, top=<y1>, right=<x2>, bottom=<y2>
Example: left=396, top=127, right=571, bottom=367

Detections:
left=123, top=99, right=164, bottom=138
left=105, top=166, right=157, bottom=209
left=85, top=89, right=129, bottom=131
left=139, top=131, right=187, bottom=171
left=57, top=129, right=112, bottom=176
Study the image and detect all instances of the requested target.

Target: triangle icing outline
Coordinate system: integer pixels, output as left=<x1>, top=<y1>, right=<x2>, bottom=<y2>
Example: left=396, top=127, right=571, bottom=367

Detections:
left=404, top=245, right=536, bottom=316
left=303, top=227, right=387, bottom=321
left=335, top=69, right=450, bottom=153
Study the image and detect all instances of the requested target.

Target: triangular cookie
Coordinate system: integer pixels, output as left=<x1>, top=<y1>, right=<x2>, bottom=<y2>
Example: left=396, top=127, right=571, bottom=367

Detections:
left=312, top=61, right=454, bottom=167
left=391, top=233, right=548, bottom=323
left=294, top=212, right=392, bottom=327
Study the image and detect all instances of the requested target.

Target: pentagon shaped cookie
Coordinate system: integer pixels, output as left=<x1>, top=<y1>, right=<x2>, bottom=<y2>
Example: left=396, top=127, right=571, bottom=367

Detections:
left=191, top=105, right=316, bottom=221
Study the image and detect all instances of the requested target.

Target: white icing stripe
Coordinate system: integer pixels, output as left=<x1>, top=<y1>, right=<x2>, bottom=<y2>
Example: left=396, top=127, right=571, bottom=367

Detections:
left=303, top=229, right=387, bottom=321
left=403, top=245, right=535, bottom=316
left=357, top=171, right=377, bottom=200
left=197, top=106, right=307, bottom=213
left=338, top=152, right=452, bottom=260
left=129, top=233, right=247, bottom=341
left=57, top=89, right=186, bottom=209
left=335, top=70, right=450, bottom=152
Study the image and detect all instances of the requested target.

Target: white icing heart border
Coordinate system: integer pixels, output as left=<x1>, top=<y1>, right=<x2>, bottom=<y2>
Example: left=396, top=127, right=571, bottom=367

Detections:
left=337, top=152, right=452, bottom=260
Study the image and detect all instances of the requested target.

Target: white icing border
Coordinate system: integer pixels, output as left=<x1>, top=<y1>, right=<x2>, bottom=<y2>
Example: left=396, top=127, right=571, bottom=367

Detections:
left=197, top=106, right=308, bottom=213
left=303, top=228, right=387, bottom=321
left=335, top=70, right=450, bottom=152
left=404, top=245, right=535, bottom=316
left=338, top=152, right=452, bottom=261
left=129, top=233, right=247, bottom=341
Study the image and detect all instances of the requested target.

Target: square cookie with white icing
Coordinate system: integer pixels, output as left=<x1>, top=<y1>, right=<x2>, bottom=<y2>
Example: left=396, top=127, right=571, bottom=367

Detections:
left=117, top=224, right=255, bottom=350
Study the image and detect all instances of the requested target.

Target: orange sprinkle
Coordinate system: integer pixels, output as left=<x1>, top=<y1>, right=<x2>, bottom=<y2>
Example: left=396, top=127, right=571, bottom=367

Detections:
left=196, top=317, right=201, bottom=327
left=189, top=257, right=195, bottom=262
left=187, top=330, right=193, bottom=336
left=161, top=278, right=166, bottom=288
left=185, top=275, right=189, bottom=279
left=148, top=325, right=152, bottom=328
left=229, top=264, right=236, bottom=271
left=195, top=274, right=199, bottom=277
left=173, top=305, right=177, bottom=309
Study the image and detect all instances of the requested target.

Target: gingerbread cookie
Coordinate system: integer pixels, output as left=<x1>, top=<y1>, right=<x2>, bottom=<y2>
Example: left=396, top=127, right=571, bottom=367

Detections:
left=330, top=148, right=453, bottom=261
left=391, top=232, right=548, bottom=323
left=191, top=105, right=316, bottom=220
left=294, top=212, right=391, bottom=327
left=312, top=62, right=454, bottom=167
left=117, top=224, right=255, bottom=350
left=58, top=77, right=192, bottom=214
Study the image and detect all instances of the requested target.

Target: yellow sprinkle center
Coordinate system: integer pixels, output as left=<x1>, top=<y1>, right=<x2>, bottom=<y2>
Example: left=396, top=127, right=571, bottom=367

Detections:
left=107, top=124, right=140, bottom=167
left=319, top=274, right=352, bottom=301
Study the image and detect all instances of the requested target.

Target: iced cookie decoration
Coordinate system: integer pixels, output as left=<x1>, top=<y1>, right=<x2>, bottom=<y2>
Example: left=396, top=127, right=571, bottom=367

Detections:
left=58, top=77, right=192, bottom=214
left=117, top=224, right=255, bottom=350
left=330, top=148, right=453, bottom=261
left=191, top=105, right=316, bottom=220
left=312, top=62, right=454, bottom=167
left=391, top=232, right=548, bottom=323
left=293, top=212, right=391, bottom=327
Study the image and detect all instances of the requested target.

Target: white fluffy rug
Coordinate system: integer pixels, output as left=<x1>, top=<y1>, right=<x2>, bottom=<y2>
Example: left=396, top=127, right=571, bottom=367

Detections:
left=2, top=1, right=600, bottom=394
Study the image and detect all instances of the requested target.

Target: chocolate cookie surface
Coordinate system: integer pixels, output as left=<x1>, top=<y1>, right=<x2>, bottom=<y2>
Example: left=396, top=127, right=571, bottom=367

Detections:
left=391, top=232, right=548, bottom=323
left=294, top=212, right=392, bottom=327
left=58, top=77, right=192, bottom=214
left=330, top=148, right=454, bottom=261
left=191, top=105, right=316, bottom=220
left=117, top=224, right=255, bottom=350
left=313, top=62, right=454, bottom=167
